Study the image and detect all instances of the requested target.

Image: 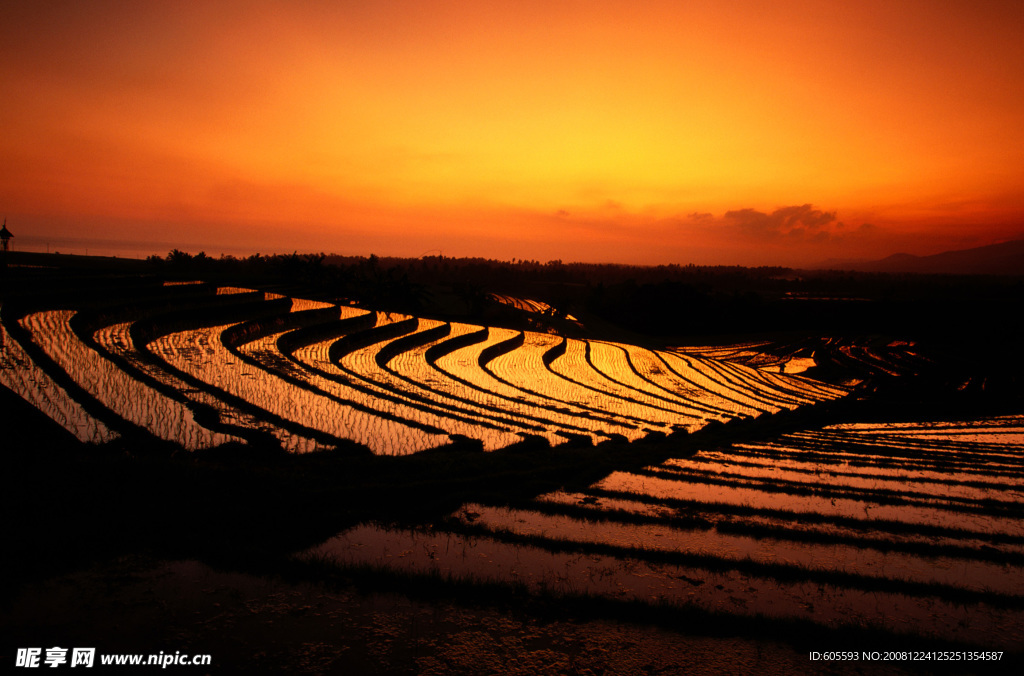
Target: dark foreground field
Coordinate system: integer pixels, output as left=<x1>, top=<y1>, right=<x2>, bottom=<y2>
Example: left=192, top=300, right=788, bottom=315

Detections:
left=2, top=252, right=1023, bottom=674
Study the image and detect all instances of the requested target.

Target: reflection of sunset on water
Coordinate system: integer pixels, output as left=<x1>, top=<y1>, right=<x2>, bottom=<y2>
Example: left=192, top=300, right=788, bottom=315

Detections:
left=288, top=414, right=1022, bottom=648
left=0, top=286, right=860, bottom=454
left=95, top=320, right=323, bottom=453
left=0, top=314, right=117, bottom=444
left=21, top=310, right=236, bottom=449
left=279, top=315, right=524, bottom=452
left=306, top=511, right=1024, bottom=649
left=452, top=503, right=1024, bottom=596
left=595, top=471, right=1024, bottom=537
left=155, top=320, right=447, bottom=455
left=2, top=2, right=1023, bottom=669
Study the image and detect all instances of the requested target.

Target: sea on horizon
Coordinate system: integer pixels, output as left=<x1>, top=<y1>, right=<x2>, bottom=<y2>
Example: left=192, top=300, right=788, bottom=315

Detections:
left=11, top=235, right=312, bottom=261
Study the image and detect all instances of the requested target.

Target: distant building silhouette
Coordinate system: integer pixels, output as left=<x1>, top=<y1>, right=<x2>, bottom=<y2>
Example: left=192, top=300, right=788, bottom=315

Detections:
left=0, top=218, right=12, bottom=252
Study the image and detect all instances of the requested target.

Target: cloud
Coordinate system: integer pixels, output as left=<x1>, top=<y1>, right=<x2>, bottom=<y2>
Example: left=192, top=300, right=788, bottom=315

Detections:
left=722, top=204, right=839, bottom=240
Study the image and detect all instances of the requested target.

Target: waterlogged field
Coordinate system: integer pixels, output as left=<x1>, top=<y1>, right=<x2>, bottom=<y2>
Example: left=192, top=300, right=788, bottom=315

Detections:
left=93, top=321, right=325, bottom=454
left=0, top=310, right=118, bottom=444
left=305, top=415, right=1024, bottom=649
left=0, top=288, right=850, bottom=453
left=4, top=276, right=1023, bottom=667
left=383, top=321, right=570, bottom=446
left=19, top=310, right=237, bottom=449
left=489, top=292, right=580, bottom=323
left=432, top=326, right=633, bottom=444
left=150, top=310, right=449, bottom=455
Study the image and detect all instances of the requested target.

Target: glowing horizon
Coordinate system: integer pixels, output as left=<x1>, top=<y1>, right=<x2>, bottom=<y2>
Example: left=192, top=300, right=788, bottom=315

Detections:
left=2, top=1, right=1022, bottom=266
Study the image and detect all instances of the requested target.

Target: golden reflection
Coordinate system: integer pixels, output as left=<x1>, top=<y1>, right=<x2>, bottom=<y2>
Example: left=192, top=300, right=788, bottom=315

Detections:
left=0, top=315, right=118, bottom=444
left=21, top=311, right=236, bottom=449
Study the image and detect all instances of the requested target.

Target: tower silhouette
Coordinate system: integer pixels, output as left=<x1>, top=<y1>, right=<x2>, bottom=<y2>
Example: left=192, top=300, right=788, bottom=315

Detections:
left=0, top=218, right=12, bottom=252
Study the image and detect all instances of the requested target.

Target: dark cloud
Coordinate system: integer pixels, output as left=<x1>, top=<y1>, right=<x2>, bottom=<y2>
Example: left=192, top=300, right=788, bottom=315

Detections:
left=722, top=204, right=839, bottom=241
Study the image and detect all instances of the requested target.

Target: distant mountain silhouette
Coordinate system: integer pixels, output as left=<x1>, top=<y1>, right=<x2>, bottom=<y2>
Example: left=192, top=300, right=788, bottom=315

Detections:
left=816, top=239, right=1024, bottom=275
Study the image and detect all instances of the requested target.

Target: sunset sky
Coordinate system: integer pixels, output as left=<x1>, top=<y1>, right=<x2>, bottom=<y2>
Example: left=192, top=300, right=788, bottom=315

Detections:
left=2, top=0, right=1022, bottom=266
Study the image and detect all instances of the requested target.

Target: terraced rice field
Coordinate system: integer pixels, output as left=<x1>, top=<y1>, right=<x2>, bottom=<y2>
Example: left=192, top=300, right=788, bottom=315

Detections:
left=489, top=293, right=579, bottom=322
left=93, top=320, right=325, bottom=454
left=306, top=415, right=1024, bottom=649
left=19, top=310, right=238, bottom=449
left=4, top=281, right=1022, bottom=659
left=0, top=310, right=118, bottom=444
left=0, top=288, right=847, bottom=454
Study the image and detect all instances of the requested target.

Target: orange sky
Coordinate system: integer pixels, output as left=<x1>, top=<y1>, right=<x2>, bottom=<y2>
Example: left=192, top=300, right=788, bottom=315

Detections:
left=2, top=0, right=1022, bottom=266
